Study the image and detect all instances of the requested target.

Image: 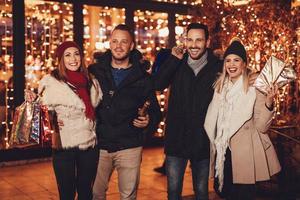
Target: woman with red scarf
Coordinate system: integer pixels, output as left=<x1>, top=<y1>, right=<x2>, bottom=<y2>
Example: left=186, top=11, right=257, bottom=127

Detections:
left=27, top=41, right=102, bottom=200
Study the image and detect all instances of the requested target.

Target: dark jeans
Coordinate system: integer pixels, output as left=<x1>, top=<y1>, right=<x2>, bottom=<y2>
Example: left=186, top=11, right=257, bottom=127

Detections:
left=52, top=147, right=99, bottom=200
left=166, top=155, right=209, bottom=200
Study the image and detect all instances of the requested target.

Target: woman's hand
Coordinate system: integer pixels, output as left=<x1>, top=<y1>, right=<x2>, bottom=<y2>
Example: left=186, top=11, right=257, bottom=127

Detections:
left=265, top=84, right=278, bottom=110
left=24, top=89, right=37, bottom=102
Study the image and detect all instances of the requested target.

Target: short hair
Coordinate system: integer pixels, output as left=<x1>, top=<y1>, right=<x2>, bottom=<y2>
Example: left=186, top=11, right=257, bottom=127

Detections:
left=186, top=23, right=209, bottom=40
left=112, top=24, right=134, bottom=41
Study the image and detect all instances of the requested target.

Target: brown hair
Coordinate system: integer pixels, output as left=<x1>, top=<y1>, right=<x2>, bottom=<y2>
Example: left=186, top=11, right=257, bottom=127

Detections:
left=186, top=23, right=209, bottom=40
left=51, top=49, right=94, bottom=88
left=112, top=24, right=135, bottom=42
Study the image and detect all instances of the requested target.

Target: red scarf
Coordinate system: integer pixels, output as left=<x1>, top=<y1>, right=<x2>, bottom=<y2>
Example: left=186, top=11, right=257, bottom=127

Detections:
left=66, top=70, right=95, bottom=120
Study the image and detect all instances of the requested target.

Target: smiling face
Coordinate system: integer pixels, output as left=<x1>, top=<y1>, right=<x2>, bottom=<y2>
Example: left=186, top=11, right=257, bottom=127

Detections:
left=186, top=28, right=210, bottom=60
left=224, top=54, right=246, bottom=83
left=110, top=29, right=134, bottom=63
left=63, top=47, right=81, bottom=71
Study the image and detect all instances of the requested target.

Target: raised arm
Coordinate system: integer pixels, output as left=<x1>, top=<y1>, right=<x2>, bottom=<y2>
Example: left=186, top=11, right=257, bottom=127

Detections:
left=153, top=46, right=185, bottom=91
left=253, top=86, right=277, bottom=133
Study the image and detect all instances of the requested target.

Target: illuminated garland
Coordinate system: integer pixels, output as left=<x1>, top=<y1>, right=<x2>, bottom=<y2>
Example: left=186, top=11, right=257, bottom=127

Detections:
left=83, top=5, right=125, bottom=65
left=188, top=1, right=300, bottom=125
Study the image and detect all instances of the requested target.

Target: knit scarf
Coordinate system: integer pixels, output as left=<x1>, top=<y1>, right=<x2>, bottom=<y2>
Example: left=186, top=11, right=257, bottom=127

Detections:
left=66, top=70, right=95, bottom=120
left=215, top=76, right=244, bottom=192
left=187, top=50, right=208, bottom=75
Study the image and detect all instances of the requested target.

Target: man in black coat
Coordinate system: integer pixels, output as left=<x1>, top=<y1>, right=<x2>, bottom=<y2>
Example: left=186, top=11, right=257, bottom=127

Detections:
left=89, top=24, right=161, bottom=200
left=154, top=23, right=222, bottom=200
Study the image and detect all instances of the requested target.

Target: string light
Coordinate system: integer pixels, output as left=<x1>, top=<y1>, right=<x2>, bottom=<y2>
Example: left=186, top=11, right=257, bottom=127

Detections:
left=83, top=5, right=125, bottom=65
left=0, top=0, right=13, bottom=148
left=154, top=0, right=203, bottom=5
left=25, top=1, right=73, bottom=91
left=134, top=10, right=168, bottom=61
left=0, top=1, right=73, bottom=149
left=133, top=10, right=169, bottom=137
left=189, top=1, right=299, bottom=125
left=0, top=1, right=299, bottom=146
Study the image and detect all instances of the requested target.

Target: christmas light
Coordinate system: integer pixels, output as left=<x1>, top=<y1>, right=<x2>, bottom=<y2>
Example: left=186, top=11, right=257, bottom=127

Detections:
left=0, top=0, right=299, bottom=146
left=0, top=0, right=13, bottom=149
left=83, top=5, right=125, bottom=65
left=134, top=10, right=168, bottom=61
left=24, top=1, right=73, bottom=92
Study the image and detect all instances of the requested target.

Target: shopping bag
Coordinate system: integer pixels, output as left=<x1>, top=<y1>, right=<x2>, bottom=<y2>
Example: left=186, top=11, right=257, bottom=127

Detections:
left=9, top=101, right=40, bottom=147
left=276, top=67, right=297, bottom=88
left=40, top=105, right=62, bottom=149
left=30, top=101, right=42, bottom=144
left=254, top=56, right=297, bottom=94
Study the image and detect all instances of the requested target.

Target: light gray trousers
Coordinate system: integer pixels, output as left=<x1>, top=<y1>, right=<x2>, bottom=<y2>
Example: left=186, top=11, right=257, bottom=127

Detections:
left=93, top=147, right=143, bottom=200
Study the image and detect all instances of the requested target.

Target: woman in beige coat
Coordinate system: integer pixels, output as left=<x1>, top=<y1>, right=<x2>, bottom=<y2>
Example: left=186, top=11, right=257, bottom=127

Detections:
left=204, top=40, right=281, bottom=200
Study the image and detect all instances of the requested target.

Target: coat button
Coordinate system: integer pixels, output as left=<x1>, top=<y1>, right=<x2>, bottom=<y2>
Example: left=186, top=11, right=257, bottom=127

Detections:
left=106, top=105, right=110, bottom=109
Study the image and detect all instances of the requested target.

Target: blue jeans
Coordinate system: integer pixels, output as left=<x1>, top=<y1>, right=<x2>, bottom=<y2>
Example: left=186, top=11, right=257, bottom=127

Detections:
left=166, top=155, right=209, bottom=200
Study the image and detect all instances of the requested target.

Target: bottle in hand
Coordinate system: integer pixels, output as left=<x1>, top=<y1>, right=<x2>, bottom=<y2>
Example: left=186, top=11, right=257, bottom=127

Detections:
left=138, top=101, right=150, bottom=117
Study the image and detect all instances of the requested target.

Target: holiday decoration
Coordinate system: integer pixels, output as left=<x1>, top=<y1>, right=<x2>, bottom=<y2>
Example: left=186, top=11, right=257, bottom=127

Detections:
left=0, top=0, right=299, bottom=148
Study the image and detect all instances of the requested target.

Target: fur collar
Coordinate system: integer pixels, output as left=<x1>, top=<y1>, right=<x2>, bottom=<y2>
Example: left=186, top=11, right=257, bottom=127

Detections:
left=39, top=74, right=102, bottom=109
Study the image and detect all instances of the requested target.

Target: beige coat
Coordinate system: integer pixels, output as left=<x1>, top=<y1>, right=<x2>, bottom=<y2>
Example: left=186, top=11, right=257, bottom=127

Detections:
left=204, top=88, right=281, bottom=184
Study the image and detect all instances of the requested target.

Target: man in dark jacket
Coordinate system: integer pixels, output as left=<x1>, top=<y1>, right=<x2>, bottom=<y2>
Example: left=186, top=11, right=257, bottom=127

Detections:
left=89, top=24, right=161, bottom=200
left=154, top=23, right=222, bottom=200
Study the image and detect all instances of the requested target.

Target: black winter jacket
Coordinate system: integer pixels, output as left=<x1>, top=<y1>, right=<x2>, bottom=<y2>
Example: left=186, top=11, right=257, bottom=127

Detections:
left=89, top=50, right=161, bottom=152
left=154, top=49, right=222, bottom=160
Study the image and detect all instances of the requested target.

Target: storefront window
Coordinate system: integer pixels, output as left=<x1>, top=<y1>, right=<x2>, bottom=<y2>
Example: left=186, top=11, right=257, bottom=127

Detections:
left=134, top=10, right=169, bottom=137
left=134, top=10, right=168, bottom=61
left=0, top=1, right=75, bottom=150
left=83, top=5, right=125, bottom=65
left=25, top=1, right=73, bottom=90
left=0, top=0, right=13, bottom=149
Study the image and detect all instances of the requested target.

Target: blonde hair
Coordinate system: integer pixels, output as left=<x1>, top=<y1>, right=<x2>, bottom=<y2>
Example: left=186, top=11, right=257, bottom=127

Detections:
left=214, top=61, right=252, bottom=94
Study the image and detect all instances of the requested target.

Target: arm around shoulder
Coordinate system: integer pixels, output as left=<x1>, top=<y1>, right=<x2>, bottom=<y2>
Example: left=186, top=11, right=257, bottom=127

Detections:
left=90, top=77, right=102, bottom=108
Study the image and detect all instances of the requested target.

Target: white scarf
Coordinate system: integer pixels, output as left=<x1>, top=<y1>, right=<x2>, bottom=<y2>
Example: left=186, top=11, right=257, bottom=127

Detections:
left=215, top=76, right=244, bottom=191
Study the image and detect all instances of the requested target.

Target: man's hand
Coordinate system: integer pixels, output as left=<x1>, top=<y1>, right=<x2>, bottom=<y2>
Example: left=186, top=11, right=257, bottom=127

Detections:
left=133, top=114, right=149, bottom=128
left=171, top=46, right=185, bottom=60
